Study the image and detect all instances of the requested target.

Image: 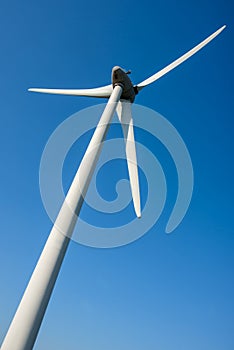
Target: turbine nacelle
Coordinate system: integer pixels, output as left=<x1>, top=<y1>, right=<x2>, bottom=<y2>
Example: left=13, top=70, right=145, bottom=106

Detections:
left=111, top=66, right=136, bottom=102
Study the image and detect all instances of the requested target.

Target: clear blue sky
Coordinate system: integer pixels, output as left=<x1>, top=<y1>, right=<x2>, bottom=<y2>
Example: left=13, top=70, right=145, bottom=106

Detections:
left=0, top=0, right=233, bottom=349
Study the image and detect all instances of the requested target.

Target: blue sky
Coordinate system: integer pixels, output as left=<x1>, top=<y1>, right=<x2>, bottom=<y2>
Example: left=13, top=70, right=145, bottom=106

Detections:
left=0, top=0, right=233, bottom=349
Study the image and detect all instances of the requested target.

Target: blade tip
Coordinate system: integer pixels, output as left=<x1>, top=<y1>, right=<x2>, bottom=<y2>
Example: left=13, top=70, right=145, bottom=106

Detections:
left=136, top=211, right=142, bottom=219
left=219, top=25, right=226, bottom=33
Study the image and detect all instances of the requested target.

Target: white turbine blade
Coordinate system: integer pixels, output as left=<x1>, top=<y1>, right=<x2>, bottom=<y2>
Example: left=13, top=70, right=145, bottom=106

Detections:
left=117, top=101, right=141, bottom=218
left=28, top=84, right=113, bottom=98
left=137, top=25, right=226, bottom=89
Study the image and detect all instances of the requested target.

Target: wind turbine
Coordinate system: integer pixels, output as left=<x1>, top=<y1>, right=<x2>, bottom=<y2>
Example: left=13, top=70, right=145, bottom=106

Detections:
left=1, top=25, right=225, bottom=350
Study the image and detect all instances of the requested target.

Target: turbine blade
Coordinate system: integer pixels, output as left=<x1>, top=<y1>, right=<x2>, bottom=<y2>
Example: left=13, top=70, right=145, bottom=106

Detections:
left=137, top=25, right=226, bottom=89
left=117, top=101, right=141, bottom=218
left=28, top=84, right=113, bottom=98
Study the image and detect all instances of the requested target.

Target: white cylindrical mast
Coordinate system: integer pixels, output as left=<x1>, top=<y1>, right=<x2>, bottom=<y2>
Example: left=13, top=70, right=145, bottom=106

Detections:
left=1, top=85, right=123, bottom=350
